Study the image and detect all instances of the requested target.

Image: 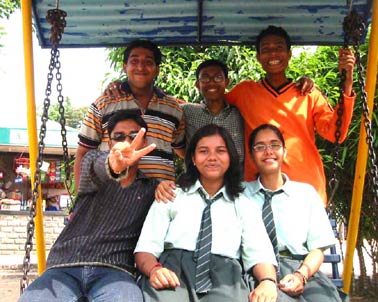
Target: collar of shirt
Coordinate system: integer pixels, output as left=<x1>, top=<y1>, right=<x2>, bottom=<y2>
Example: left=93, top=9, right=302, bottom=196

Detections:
left=186, top=179, right=233, bottom=202
left=260, top=77, right=294, bottom=93
left=248, top=173, right=291, bottom=196
left=200, top=100, right=231, bottom=115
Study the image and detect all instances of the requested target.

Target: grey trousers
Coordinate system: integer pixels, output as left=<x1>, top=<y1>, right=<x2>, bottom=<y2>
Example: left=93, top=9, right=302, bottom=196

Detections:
left=246, top=256, right=346, bottom=302
left=139, top=249, right=250, bottom=302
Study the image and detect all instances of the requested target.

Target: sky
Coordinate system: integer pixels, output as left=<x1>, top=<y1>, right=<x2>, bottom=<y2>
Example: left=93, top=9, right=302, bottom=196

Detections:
left=0, top=10, right=117, bottom=127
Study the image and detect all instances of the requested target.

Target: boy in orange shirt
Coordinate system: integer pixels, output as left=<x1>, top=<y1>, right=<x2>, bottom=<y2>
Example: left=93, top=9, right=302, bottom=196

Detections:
left=226, top=25, right=355, bottom=204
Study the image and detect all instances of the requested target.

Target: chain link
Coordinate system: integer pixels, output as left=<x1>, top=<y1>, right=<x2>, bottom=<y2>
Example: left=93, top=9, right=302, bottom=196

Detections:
left=347, top=11, right=378, bottom=209
left=329, top=10, right=378, bottom=210
left=55, top=48, right=74, bottom=206
left=353, top=39, right=378, bottom=211
left=328, top=12, right=350, bottom=206
left=46, top=9, right=67, bottom=47
left=20, top=8, right=67, bottom=295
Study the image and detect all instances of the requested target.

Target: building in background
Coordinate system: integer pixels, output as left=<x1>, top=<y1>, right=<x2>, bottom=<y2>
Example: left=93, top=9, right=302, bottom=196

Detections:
left=0, top=118, right=78, bottom=211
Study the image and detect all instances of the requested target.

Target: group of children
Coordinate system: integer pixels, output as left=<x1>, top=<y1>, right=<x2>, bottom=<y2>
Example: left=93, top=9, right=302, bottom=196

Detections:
left=19, top=25, right=356, bottom=302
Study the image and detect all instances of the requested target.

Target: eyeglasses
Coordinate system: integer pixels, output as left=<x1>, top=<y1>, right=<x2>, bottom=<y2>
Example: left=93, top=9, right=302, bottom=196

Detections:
left=110, top=132, right=138, bottom=142
left=252, top=143, right=283, bottom=152
left=198, top=74, right=225, bottom=83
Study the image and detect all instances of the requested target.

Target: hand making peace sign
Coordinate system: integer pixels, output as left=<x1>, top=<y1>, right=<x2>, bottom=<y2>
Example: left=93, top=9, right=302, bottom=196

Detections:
left=108, top=127, right=156, bottom=174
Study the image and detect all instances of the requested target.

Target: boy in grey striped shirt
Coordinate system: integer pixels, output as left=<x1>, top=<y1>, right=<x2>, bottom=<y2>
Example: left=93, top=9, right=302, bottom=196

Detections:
left=19, top=111, right=157, bottom=302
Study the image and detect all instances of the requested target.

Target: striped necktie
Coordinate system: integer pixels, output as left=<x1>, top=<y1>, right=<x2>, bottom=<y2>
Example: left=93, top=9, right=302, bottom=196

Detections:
left=194, top=188, right=223, bottom=293
left=260, top=189, right=283, bottom=270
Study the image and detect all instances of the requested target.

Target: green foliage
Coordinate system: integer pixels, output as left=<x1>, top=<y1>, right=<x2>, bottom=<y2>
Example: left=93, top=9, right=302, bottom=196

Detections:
left=0, top=0, right=20, bottom=19
left=0, top=1, right=20, bottom=46
left=47, top=97, right=88, bottom=129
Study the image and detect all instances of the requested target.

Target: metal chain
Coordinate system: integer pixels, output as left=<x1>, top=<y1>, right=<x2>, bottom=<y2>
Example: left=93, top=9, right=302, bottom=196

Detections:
left=55, top=49, right=74, bottom=206
left=46, top=8, right=67, bottom=48
left=352, top=37, right=378, bottom=210
left=20, top=8, right=67, bottom=295
left=328, top=12, right=351, bottom=207
left=332, top=10, right=378, bottom=207
left=345, top=10, right=378, bottom=208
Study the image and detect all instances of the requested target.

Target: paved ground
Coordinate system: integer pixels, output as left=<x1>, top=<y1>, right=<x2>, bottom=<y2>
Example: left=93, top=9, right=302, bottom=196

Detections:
left=1, top=279, right=29, bottom=302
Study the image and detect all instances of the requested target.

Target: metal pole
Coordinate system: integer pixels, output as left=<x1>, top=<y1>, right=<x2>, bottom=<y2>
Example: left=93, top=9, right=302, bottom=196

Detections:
left=21, top=0, right=46, bottom=274
left=343, top=0, right=378, bottom=293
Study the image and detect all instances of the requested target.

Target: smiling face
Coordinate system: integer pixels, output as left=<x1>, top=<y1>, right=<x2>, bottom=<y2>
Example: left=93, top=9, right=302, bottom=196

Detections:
left=192, top=133, right=230, bottom=187
left=256, top=34, right=291, bottom=76
left=195, top=65, right=229, bottom=104
left=250, top=128, right=286, bottom=176
left=123, top=47, right=160, bottom=90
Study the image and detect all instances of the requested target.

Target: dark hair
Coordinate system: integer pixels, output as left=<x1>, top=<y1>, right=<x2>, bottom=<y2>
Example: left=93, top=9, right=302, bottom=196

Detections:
left=177, top=124, right=243, bottom=200
left=107, top=109, right=148, bottom=135
left=248, top=124, right=285, bottom=154
left=255, top=25, right=291, bottom=54
left=195, top=59, right=229, bottom=79
left=123, top=40, right=162, bottom=65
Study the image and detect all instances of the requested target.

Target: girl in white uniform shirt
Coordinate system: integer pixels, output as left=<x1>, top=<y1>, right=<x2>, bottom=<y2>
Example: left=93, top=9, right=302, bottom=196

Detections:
left=134, top=124, right=279, bottom=302
left=244, top=123, right=343, bottom=302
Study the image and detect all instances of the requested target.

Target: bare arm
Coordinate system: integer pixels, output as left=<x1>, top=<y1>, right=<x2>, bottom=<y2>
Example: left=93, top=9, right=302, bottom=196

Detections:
left=279, top=248, right=324, bottom=296
left=295, top=76, right=314, bottom=95
left=339, top=48, right=355, bottom=97
left=74, top=145, right=91, bottom=192
left=155, top=180, right=176, bottom=203
left=249, top=263, right=278, bottom=302
left=135, top=252, right=180, bottom=289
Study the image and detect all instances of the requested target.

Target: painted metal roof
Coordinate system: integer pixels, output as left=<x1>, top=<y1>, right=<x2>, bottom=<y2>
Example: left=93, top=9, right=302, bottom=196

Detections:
left=0, top=120, right=78, bottom=149
left=32, top=0, right=372, bottom=48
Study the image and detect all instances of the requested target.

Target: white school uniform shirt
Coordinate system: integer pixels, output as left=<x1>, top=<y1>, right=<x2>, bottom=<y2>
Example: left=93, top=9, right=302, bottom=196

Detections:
left=244, top=174, right=335, bottom=255
left=135, top=180, right=277, bottom=271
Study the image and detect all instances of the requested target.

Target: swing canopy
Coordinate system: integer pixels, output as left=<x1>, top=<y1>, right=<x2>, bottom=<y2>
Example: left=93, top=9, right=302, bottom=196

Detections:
left=32, top=0, right=373, bottom=48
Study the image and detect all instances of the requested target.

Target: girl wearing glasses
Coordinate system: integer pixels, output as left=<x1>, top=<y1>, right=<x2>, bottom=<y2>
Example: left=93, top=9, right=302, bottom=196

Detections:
left=245, top=123, right=343, bottom=302
left=134, top=124, right=279, bottom=302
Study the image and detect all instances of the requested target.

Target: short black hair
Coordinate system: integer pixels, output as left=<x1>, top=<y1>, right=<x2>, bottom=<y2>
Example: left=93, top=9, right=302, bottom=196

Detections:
left=248, top=123, right=285, bottom=154
left=195, top=59, right=229, bottom=79
left=255, top=25, right=291, bottom=54
left=123, top=40, right=162, bottom=65
left=177, top=124, right=243, bottom=200
left=107, top=109, right=147, bottom=136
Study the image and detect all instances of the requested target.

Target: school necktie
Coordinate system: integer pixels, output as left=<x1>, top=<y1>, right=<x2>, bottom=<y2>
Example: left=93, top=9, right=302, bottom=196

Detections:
left=194, top=188, right=223, bottom=293
left=260, top=189, right=284, bottom=269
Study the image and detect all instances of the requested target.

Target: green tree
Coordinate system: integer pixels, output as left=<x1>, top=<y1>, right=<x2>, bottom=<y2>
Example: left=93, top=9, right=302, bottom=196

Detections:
left=47, top=97, right=88, bottom=129
left=0, top=0, right=19, bottom=19
left=0, top=1, right=20, bottom=46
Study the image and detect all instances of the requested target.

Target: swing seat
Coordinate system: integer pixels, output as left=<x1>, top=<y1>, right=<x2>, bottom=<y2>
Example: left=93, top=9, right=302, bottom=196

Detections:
left=323, top=218, right=344, bottom=288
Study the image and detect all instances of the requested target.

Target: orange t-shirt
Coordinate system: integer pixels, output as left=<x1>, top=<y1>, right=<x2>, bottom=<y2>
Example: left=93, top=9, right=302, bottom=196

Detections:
left=226, top=79, right=355, bottom=204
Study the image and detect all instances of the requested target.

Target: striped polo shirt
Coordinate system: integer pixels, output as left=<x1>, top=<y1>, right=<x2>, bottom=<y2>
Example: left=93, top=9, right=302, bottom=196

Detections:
left=78, top=82, right=185, bottom=181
